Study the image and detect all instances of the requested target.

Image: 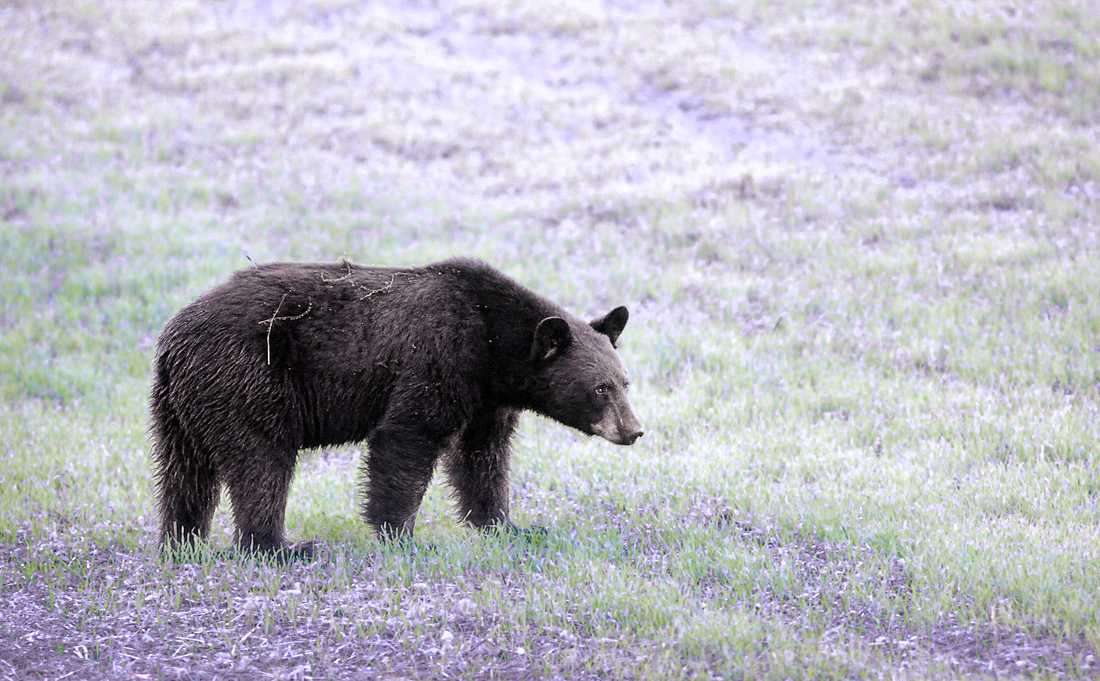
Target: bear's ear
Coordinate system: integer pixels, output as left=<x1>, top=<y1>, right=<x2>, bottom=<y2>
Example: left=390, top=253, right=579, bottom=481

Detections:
left=533, top=317, right=572, bottom=362
left=590, top=306, right=629, bottom=347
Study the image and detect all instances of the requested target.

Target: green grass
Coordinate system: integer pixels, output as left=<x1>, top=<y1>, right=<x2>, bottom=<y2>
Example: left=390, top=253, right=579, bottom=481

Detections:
left=2, top=0, right=1099, bottom=679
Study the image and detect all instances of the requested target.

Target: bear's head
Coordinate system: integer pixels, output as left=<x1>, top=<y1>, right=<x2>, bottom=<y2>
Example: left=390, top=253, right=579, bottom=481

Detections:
left=528, top=306, right=644, bottom=446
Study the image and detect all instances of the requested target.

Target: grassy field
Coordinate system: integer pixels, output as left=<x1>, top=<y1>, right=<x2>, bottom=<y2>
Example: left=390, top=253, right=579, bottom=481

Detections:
left=2, top=0, right=1099, bottom=678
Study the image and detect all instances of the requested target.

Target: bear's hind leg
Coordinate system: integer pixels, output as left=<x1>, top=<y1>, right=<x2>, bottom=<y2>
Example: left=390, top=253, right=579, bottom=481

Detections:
left=445, top=408, right=521, bottom=531
left=152, top=431, right=220, bottom=551
left=222, top=449, right=297, bottom=554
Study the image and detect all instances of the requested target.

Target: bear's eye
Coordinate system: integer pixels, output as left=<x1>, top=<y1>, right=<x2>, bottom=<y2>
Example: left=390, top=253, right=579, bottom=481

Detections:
left=594, top=386, right=607, bottom=395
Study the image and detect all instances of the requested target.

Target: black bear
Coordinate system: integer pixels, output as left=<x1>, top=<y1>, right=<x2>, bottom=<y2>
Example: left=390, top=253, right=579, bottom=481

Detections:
left=149, top=258, right=643, bottom=555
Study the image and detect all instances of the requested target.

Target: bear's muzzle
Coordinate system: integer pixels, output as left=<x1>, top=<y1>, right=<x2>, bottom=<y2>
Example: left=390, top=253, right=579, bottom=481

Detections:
left=591, top=398, right=644, bottom=446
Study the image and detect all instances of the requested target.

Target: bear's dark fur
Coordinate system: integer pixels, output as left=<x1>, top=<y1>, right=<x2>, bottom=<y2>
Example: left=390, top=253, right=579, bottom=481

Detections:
left=149, top=258, right=643, bottom=554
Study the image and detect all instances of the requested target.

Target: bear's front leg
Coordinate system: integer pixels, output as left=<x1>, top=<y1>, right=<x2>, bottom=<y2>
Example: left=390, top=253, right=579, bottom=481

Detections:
left=362, top=426, right=443, bottom=539
left=444, top=407, right=526, bottom=532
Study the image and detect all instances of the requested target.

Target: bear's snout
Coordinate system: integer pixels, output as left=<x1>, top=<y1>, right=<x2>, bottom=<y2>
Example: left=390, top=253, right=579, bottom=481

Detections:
left=602, top=422, right=644, bottom=446
left=591, top=399, right=644, bottom=446
left=623, top=428, right=644, bottom=445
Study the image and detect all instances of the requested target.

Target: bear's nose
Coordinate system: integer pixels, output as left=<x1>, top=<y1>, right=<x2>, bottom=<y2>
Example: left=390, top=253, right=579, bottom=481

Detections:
left=622, top=429, right=643, bottom=445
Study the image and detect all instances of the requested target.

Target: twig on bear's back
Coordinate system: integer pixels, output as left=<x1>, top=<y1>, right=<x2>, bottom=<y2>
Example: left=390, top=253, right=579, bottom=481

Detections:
left=260, top=293, right=287, bottom=365
left=258, top=293, right=313, bottom=365
left=358, top=272, right=397, bottom=300
left=321, top=261, right=354, bottom=283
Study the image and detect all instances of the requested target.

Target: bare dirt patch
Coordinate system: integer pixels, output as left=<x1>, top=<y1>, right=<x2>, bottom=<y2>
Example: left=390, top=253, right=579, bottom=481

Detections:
left=0, top=539, right=661, bottom=681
